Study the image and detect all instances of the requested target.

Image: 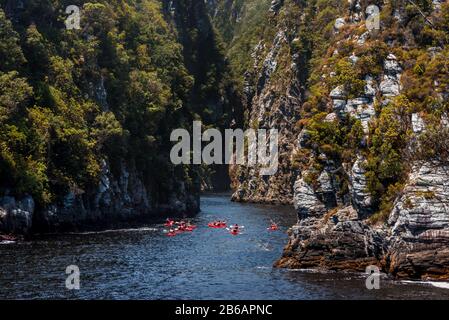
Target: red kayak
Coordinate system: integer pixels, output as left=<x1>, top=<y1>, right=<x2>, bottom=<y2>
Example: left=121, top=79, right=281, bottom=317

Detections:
left=164, top=220, right=175, bottom=227
left=230, top=230, right=240, bottom=236
left=267, top=225, right=279, bottom=231
left=208, top=222, right=227, bottom=229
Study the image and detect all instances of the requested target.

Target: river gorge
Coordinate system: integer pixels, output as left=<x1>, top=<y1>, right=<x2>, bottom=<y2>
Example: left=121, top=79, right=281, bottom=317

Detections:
left=1, top=195, right=448, bottom=300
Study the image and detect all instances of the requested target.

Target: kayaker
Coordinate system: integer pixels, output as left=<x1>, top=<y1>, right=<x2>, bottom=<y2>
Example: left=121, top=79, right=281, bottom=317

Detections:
left=269, top=220, right=278, bottom=230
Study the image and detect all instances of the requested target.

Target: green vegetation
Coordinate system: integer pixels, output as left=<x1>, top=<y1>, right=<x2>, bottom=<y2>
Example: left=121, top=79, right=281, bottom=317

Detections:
left=208, top=0, right=449, bottom=221
left=0, top=0, right=235, bottom=208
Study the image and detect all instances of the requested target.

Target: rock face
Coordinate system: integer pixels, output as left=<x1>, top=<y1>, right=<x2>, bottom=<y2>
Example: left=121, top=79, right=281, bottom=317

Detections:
left=1, top=160, right=199, bottom=235
left=269, top=0, right=284, bottom=13
left=278, top=162, right=449, bottom=280
left=1, top=160, right=200, bottom=235
left=231, top=26, right=301, bottom=205
left=275, top=206, right=386, bottom=271
left=380, top=54, right=402, bottom=99
left=350, top=156, right=373, bottom=218
left=261, top=1, right=449, bottom=280
left=386, top=164, right=449, bottom=279
left=293, top=177, right=326, bottom=220
left=0, top=196, right=34, bottom=235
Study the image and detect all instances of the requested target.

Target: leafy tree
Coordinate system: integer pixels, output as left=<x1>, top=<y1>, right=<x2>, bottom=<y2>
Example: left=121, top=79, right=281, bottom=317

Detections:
left=0, top=9, right=26, bottom=72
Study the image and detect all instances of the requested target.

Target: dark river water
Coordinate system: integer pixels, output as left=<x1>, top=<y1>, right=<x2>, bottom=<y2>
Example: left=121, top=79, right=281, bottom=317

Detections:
left=1, top=194, right=449, bottom=300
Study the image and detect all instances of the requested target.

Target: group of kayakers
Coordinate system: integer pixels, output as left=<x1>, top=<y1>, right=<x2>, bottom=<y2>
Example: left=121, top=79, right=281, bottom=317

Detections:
left=0, top=234, right=18, bottom=243
left=165, top=218, right=279, bottom=237
left=165, top=219, right=197, bottom=237
left=267, top=220, right=279, bottom=231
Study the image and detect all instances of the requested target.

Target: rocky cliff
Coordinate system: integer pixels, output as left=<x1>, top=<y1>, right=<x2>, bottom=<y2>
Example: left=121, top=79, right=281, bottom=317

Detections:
left=211, top=0, right=449, bottom=279
left=1, top=159, right=200, bottom=235
left=0, top=0, right=237, bottom=236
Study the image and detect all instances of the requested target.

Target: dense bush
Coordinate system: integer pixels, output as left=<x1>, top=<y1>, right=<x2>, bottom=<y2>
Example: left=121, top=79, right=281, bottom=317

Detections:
left=0, top=0, right=234, bottom=207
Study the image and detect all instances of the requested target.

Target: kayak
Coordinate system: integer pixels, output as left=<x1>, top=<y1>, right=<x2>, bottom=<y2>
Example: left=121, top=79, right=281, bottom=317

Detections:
left=208, top=223, right=227, bottom=229
left=267, top=226, right=279, bottom=231
left=0, top=234, right=18, bottom=242
left=164, top=221, right=175, bottom=227
left=230, top=230, right=240, bottom=236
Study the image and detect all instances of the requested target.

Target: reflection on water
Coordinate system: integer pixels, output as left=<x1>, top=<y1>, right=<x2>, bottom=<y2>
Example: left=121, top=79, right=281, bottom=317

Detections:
left=1, top=194, right=449, bottom=300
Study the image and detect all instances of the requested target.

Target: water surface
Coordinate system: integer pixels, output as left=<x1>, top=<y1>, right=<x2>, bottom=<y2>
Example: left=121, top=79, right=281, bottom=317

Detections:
left=1, top=194, right=449, bottom=300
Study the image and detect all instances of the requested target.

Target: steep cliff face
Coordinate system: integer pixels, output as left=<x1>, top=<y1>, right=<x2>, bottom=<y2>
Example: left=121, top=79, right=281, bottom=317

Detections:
left=1, top=159, right=200, bottom=234
left=210, top=0, right=449, bottom=279
left=0, top=0, right=236, bottom=236
left=387, top=163, right=449, bottom=279
left=227, top=0, right=303, bottom=204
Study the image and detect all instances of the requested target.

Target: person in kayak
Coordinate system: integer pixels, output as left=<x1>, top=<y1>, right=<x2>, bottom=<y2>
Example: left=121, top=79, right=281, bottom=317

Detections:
left=268, top=220, right=278, bottom=231
left=228, top=224, right=242, bottom=235
left=167, top=228, right=177, bottom=236
left=186, top=221, right=194, bottom=228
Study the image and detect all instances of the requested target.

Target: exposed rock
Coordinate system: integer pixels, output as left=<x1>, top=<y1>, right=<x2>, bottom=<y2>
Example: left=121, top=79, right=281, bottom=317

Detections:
left=2, top=160, right=199, bottom=235
left=380, top=75, right=401, bottom=97
left=386, top=164, right=449, bottom=279
left=0, top=196, right=34, bottom=235
left=89, top=76, right=109, bottom=111
left=427, top=46, right=442, bottom=58
left=275, top=206, right=386, bottom=271
left=330, top=85, right=346, bottom=100
left=279, top=162, right=449, bottom=279
left=231, top=25, right=299, bottom=205
left=333, top=99, right=347, bottom=112
left=412, top=113, right=426, bottom=134
left=349, top=52, right=359, bottom=65
left=297, top=129, right=311, bottom=149
left=269, top=0, right=284, bottom=13
left=380, top=54, right=402, bottom=99
left=293, top=176, right=327, bottom=219
left=364, top=75, right=377, bottom=97
left=334, top=18, right=346, bottom=31
left=346, top=99, right=375, bottom=131
left=350, top=156, right=373, bottom=217
left=316, top=169, right=338, bottom=209
left=324, top=112, right=338, bottom=122
left=257, top=31, right=286, bottom=93
left=384, top=54, right=402, bottom=74
left=333, top=75, right=377, bottom=133
left=357, top=31, right=369, bottom=45
left=433, top=0, right=443, bottom=10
